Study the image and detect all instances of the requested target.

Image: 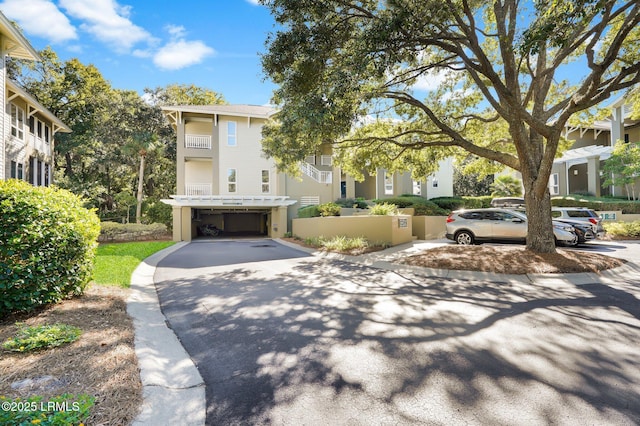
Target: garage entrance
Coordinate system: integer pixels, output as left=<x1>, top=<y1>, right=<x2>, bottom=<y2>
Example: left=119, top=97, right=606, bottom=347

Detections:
left=163, top=195, right=297, bottom=242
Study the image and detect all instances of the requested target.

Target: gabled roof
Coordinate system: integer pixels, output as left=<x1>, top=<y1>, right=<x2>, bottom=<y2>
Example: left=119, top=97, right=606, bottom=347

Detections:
left=0, top=11, right=40, bottom=61
left=161, top=104, right=277, bottom=119
left=7, top=80, right=71, bottom=133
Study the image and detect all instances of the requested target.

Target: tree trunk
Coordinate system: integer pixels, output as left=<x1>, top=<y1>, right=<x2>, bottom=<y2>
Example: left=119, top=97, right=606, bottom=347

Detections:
left=136, top=155, right=145, bottom=224
left=523, top=186, right=556, bottom=253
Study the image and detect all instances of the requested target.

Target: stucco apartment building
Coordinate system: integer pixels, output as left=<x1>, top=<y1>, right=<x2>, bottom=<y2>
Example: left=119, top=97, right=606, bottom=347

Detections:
left=552, top=95, right=639, bottom=198
left=0, top=12, right=70, bottom=186
left=161, top=104, right=453, bottom=241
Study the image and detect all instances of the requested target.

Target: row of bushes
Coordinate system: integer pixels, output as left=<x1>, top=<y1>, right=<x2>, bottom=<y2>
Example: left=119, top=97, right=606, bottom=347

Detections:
left=603, top=221, right=640, bottom=238
left=99, top=222, right=170, bottom=242
left=551, top=196, right=640, bottom=214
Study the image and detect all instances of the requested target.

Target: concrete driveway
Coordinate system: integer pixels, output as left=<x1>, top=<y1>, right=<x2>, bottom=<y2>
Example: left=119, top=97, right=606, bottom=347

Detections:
left=154, top=239, right=640, bottom=425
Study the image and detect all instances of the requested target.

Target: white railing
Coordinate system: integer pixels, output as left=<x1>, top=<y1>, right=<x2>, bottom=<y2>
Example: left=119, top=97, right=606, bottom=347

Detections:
left=300, top=161, right=332, bottom=183
left=300, top=196, right=320, bottom=207
left=185, top=134, right=212, bottom=149
left=185, top=183, right=212, bottom=195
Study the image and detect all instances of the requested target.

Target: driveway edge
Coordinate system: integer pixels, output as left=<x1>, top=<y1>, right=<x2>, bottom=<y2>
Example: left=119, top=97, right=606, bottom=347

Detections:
left=127, top=242, right=206, bottom=426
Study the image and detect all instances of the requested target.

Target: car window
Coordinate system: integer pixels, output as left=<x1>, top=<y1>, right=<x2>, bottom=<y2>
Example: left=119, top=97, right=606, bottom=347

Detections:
left=551, top=211, right=561, bottom=218
left=566, top=210, right=594, bottom=218
left=460, top=212, right=483, bottom=220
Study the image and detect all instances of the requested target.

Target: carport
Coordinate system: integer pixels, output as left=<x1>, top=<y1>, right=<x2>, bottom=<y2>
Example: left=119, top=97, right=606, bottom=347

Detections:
left=162, top=195, right=297, bottom=241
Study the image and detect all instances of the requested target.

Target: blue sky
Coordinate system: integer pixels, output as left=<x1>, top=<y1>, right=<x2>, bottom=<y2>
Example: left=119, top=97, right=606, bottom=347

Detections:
left=0, top=0, right=278, bottom=105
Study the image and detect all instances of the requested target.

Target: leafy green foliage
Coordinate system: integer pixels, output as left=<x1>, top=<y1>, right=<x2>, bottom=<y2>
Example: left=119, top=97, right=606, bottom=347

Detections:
left=0, top=394, right=94, bottom=425
left=0, top=181, right=100, bottom=317
left=369, top=203, right=399, bottom=216
left=297, top=205, right=320, bottom=218
left=604, top=221, right=640, bottom=238
left=413, top=203, right=449, bottom=216
left=301, top=235, right=388, bottom=253
left=2, top=323, right=81, bottom=352
left=373, top=197, right=416, bottom=208
left=602, top=141, right=640, bottom=201
left=491, top=175, right=524, bottom=197
left=551, top=195, right=640, bottom=214
left=94, top=241, right=175, bottom=287
left=99, top=222, right=169, bottom=242
left=334, top=197, right=369, bottom=209
left=317, top=203, right=341, bottom=217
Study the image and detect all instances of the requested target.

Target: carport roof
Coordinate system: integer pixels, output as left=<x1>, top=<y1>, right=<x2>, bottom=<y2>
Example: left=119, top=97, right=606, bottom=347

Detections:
left=162, top=195, right=298, bottom=208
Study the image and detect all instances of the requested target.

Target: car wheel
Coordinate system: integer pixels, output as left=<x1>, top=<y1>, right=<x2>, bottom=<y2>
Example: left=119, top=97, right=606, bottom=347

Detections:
left=455, top=230, right=474, bottom=245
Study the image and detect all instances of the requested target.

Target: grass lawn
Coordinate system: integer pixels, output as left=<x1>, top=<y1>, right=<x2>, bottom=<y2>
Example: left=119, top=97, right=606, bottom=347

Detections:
left=93, top=241, right=175, bottom=287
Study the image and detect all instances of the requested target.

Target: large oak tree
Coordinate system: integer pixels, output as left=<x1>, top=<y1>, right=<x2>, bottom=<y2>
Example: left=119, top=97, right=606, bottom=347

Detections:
left=260, top=0, right=640, bottom=253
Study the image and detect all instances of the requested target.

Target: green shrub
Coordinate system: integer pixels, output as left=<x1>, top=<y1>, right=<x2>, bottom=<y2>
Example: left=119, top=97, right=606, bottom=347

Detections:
left=0, top=180, right=100, bottom=317
left=430, top=196, right=466, bottom=211
left=369, top=203, right=399, bottom=215
left=317, top=202, right=341, bottom=217
left=604, top=221, right=640, bottom=238
left=99, top=222, right=168, bottom=242
left=298, top=205, right=320, bottom=218
left=3, top=323, right=81, bottom=352
left=334, top=197, right=369, bottom=209
left=372, top=197, right=418, bottom=208
left=0, top=394, right=94, bottom=425
left=413, top=201, right=449, bottom=216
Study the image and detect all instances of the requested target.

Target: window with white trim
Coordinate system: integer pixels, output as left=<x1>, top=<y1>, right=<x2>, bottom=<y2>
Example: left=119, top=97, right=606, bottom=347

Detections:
left=412, top=180, right=421, bottom=195
left=261, top=169, right=270, bottom=193
left=384, top=172, right=394, bottom=195
left=10, top=104, right=25, bottom=140
left=227, top=121, right=237, bottom=146
left=320, top=155, right=332, bottom=166
left=305, top=155, right=316, bottom=165
left=227, top=168, right=237, bottom=192
left=549, top=173, right=559, bottom=195
left=45, top=125, right=51, bottom=144
left=37, top=120, right=43, bottom=140
left=432, top=177, right=438, bottom=188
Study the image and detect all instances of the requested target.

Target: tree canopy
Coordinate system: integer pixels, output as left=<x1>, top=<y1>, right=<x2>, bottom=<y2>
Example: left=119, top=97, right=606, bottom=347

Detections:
left=260, top=0, right=640, bottom=252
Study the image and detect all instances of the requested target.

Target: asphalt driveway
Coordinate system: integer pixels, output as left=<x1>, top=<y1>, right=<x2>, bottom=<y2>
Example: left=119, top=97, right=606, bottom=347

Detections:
left=154, top=239, right=640, bottom=425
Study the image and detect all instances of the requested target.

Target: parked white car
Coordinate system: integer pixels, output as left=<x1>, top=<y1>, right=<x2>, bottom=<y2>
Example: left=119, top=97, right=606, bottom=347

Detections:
left=446, top=208, right=578, bottom=246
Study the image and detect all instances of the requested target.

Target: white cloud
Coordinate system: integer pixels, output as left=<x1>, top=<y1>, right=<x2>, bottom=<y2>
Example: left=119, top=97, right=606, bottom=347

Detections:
left=153, top=40, right=215, bottom=70
left=165, top=24, right=186, bottom=38
left=413, top=69, right=449, bottom=92
left=246, top=0, right=260, bottom=5
left=59, top=0, right=154, bottom=52
left=0, top=0, right=77, bottom=43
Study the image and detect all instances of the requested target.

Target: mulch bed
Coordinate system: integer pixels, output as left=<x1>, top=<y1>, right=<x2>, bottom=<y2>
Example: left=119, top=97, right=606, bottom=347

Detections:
left=0, top=285, right=142, bottom=425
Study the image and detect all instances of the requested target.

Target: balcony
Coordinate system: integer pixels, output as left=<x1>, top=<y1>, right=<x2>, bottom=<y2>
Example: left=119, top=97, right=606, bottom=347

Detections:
left=185, top=134, right=212, bottom=149
left=300, top=161, right=332, bottom=183
left=185, top=183, right=212, bottom=196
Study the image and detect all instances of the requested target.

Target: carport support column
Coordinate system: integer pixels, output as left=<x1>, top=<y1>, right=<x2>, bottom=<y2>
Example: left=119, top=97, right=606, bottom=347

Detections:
left=271, top=206, right=288, bottom=238
left=587, top=155, right=601, bottom=197
left=172, top=206, right=183, bottom=241
left=181, top=207, right=193, bottom=242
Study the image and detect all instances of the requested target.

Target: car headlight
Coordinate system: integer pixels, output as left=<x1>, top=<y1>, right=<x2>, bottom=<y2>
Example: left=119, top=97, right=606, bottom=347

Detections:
left=553, top=224, right=574, bottom=232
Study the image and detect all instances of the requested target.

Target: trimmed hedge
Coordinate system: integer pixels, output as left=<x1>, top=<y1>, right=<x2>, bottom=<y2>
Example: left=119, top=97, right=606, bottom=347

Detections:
left=298, top=203, right=341, bottom=218
left=551, top=196, right=640, bottom=214
left=99, top=222, right=169, bottom=242
left=1, top=180, right=100, bottom=316
left=604, top=221, right=640, bottom=238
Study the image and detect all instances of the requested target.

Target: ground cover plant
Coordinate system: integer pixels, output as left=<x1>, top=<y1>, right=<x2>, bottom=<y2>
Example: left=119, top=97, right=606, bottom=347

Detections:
left=2, top=323, right=81, bottom=352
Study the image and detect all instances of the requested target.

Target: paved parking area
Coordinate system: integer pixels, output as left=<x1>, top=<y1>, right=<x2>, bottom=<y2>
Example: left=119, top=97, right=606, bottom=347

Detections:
left=154, top=239, right=640, bottom=425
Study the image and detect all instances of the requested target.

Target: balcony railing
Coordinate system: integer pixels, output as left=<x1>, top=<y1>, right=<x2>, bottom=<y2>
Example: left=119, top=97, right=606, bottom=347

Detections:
left=300, top=161, right=332, bottom=183
left=185, top=183, right=212, bottom=196
left=185, top=134, right=212, bottom=149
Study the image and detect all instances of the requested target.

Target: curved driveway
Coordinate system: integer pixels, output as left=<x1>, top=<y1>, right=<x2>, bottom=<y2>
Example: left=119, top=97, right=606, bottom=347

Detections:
left=155, top=239, right=640, bottom=425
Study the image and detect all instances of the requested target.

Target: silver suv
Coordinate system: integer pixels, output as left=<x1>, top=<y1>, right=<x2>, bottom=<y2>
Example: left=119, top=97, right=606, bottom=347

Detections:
left=551, top=207, right=605, bottom=238
left=446, top=208, right=578, bottom=246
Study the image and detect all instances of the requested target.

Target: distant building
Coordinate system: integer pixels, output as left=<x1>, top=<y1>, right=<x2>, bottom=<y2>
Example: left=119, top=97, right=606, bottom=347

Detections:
left=0, top=11, right=71, bottom=185
left=160, top=104, right=453, bottom=241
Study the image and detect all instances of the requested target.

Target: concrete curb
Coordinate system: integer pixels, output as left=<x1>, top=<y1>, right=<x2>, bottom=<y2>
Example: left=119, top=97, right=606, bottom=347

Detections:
left=274, top=238, right=640, bottom=285
left=127, top=242, right=206, bottom=426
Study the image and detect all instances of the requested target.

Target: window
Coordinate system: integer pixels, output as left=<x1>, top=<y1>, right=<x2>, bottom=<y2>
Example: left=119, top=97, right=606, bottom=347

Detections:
left=227, top=121, right=237, bottom=146
left=305, top=155, right=316, bottom=165
left=432, top=177, right=438, bottom=188
left=412, top=180, right=421, bottom=195
left=17, top=163, right=24, bottom=180
left=320, top=155, right=332, bottom=166
left=261, top=169, right=270, bottom=193
left=37, top=120, right=43, bottom=139
left=384, top=172, right=394, bottom=195
left=227, top=168, right=237, bottom=192
left=10, top=161, right=17, bottom=179
left=44, top=164, right=50, bottom=186
left=29, top=116, right=35, bottom=134
left=10, top=104, right=25, bottom=140
left=45, top=125, right=51, bottom=144
left=549, top=173, right=559, bottom=195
